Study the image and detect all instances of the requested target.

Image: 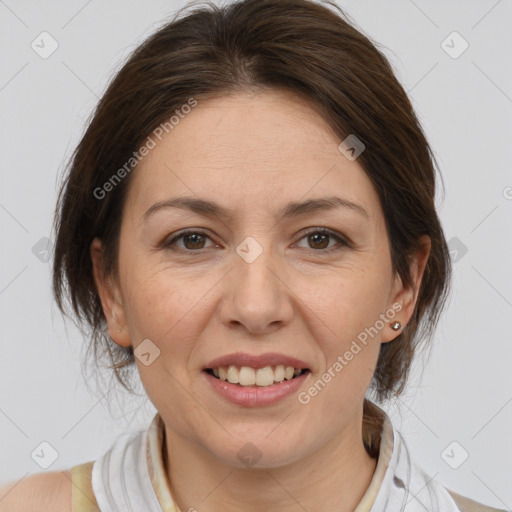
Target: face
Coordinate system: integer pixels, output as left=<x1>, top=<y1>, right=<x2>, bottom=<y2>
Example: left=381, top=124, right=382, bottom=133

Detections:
left=91, top=89, right=429, bottom=468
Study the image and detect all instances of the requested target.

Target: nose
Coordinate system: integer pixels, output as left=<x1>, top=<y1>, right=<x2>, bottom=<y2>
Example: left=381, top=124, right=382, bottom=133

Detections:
left=220, top=243, right=294, bottom=336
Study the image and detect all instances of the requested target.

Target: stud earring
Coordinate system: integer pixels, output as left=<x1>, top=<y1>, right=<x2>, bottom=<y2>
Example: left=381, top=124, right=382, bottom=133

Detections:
left=390, top=321, right=402, bottom=331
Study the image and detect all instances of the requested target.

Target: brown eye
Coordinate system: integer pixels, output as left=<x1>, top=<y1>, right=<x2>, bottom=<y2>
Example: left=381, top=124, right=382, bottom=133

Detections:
left=182, top=233, right=206, bottom=250
left=165, top=230, right=216, bottom=251
left=296, top=228, right=348, bottom=253
left=307, top=232, right=330, bottom=250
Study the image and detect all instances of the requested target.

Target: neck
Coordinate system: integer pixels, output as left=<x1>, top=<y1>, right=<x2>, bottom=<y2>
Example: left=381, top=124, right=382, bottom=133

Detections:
left=162, top=412, right=379, bottom=512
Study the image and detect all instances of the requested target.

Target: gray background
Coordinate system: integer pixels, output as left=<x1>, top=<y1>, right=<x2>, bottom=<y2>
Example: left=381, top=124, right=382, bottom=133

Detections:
left=0, top=0, right=511, bottom=508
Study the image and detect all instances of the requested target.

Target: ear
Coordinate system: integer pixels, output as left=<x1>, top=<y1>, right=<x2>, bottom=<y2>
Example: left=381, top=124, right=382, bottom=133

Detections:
left=90, top=237, right=131, bottom=347
left=381, top=235, right=431, bottom=343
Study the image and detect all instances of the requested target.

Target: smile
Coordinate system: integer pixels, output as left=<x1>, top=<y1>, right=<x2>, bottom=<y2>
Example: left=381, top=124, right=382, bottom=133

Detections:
left=205, top=365, right=309, bottom=387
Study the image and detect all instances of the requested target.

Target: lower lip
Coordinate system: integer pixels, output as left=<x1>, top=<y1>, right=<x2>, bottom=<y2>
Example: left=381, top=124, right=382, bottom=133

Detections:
left=203, top=370, right=310, bottom=407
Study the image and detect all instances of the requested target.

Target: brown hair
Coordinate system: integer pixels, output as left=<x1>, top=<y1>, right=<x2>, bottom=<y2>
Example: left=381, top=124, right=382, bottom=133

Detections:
left=52, top=0, right=451, bottom=445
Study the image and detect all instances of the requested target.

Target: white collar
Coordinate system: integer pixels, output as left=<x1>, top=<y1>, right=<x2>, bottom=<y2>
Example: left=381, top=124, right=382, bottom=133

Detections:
left=364, top=405, right=462, bottom=511
left=92, top=404, right=462, bottom=511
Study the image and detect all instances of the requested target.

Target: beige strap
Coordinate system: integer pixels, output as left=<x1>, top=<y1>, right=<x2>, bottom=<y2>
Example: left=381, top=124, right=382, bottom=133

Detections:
left=447, top=488, right=509, bottom=512
left=71, top=461, right=100, bottom=512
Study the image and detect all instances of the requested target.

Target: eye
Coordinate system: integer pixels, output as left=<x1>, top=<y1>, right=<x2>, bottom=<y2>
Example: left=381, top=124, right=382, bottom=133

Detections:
left=163, top=227, right=349, bottom=254
left=295, top=228, right=348, bottom=253
left=165, top=230, right=217, bottom=251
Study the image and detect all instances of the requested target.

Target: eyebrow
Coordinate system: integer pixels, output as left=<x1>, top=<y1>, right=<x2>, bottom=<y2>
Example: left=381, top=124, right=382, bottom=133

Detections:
left=142, top=195, right=369, bottom=223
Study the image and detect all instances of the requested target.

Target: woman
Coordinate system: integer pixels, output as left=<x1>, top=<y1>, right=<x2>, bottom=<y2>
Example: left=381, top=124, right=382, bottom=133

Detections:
left=0, top=0, right=506, bottom=510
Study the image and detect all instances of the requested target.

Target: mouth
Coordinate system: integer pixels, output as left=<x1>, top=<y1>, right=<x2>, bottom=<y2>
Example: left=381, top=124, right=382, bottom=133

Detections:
left=204, top=365, right=311, bottom=387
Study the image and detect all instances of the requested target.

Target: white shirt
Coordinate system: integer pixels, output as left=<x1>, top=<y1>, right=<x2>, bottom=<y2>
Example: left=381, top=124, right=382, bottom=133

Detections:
left=87, top=405, right=505, bottom=512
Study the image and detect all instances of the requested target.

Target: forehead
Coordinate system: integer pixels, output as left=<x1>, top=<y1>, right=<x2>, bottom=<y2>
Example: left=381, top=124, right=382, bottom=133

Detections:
left=125, top=89, right=381, bottom=222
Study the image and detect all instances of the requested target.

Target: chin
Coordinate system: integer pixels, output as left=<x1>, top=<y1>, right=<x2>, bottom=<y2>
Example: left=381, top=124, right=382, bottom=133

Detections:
left=205, top=429, right=312, bottom=470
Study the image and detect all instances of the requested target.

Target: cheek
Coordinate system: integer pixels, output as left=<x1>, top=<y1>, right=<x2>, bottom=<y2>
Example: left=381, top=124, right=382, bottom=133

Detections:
left=297, top=266, right=390, bottom=396
left=122, top=265, right=214, bottom=357
left=304, top=267, right=391, bottom=344
left=122, top=270, right=209, bottom=412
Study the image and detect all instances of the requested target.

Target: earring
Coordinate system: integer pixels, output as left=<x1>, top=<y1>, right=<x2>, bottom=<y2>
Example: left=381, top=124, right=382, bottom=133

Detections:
left=116, top=327, right=122, bottom=333
left=390, top=321, right=402, bottom=331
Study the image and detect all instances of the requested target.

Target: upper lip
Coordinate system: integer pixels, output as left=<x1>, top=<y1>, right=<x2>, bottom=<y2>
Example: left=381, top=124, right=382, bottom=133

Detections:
left=205, top=352, right=310, bottom=370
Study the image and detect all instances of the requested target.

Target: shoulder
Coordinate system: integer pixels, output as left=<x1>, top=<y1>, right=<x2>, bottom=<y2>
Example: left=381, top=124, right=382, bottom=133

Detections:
left=446, top=487, right=509, bottom=512
left=0, top=470, right=72, bottom=512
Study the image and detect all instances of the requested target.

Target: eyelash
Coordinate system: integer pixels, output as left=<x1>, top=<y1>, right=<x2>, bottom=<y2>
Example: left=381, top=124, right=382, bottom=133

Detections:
left=164, top=227, right=350, bottom=254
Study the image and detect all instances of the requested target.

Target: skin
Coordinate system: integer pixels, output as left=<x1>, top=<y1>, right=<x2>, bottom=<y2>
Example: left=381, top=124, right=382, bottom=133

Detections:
left=91, top=89, right=430, bottom=512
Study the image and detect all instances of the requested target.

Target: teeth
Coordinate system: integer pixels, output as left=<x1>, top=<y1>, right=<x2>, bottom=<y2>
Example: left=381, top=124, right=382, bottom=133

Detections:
left=274, top=364, right=285, bottom=382
left=227, top=365, right=239, bottom=384
left=211, top=365, right=306, bottom=387
left=239, top=366, right=256, bottom=386
left=255, top=366, right=274, bottom=387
